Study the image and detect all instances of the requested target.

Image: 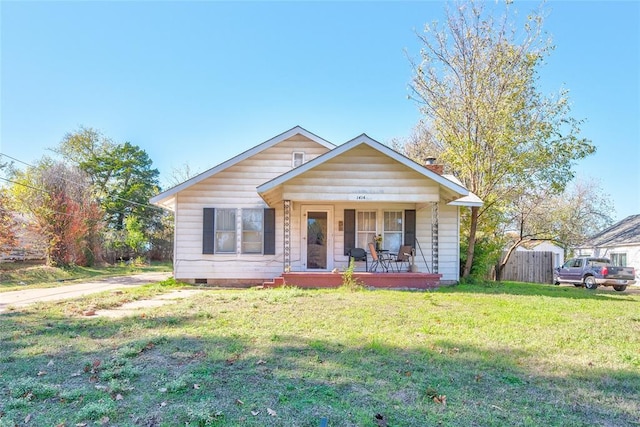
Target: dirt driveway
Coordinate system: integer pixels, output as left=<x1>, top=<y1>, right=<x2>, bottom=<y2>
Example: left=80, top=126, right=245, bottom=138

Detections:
left=0, top=271, right=172, bottom=313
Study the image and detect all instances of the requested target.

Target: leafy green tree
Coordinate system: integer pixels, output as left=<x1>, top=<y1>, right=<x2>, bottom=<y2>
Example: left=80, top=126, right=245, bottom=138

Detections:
left=56, top=128, right=165, bottom=261
left=407, top=0, right=595, bottom=278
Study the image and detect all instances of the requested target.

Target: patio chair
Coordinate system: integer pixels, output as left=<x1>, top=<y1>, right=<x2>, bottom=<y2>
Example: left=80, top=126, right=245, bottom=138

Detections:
left=389, top=245, right=412, bottom=272
left=368, top=242, right=390, bottom=272
left=348, top=247, right=367, bottom=271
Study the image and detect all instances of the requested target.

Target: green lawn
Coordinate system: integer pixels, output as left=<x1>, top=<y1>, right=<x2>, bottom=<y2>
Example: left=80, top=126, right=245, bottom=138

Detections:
left=0, top=261, right=172, bottom=291
left=0, top=281, right=638, bottom=426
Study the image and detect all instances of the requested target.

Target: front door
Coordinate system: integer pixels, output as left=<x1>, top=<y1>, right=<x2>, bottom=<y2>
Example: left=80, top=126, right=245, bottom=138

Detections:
left=302, top=207, right=333, bottom=270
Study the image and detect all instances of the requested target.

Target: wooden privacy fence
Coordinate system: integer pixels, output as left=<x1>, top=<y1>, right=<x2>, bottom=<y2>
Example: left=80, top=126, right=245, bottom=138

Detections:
left=501, top=251, right=554, bottom=284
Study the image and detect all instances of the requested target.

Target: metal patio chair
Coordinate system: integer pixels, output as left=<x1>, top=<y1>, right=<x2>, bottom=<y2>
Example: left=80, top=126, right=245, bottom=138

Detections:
left=368, top=242, right=391, bottom=272
left=348, top=247, right=368, bottom=271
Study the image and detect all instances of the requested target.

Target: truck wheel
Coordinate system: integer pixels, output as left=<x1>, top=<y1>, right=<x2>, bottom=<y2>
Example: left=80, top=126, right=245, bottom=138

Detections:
left=613, top=285, right=627, bottom=292
left=584, top=276, right=598, bottom=290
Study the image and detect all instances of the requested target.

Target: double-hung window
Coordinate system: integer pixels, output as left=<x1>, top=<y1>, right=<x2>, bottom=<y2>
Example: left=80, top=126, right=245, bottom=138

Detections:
left=611, top=253, right=627, bottom=266
left=242, top=209, right=263, bottom=254
left=215, top=209, right=237, bottom=253
left=356, top=211, right=376, bottom=249
left=383, top=211, right=403, bottom=252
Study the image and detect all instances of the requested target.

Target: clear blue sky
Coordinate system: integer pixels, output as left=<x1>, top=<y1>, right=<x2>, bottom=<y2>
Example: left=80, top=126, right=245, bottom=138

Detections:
left=1, top=1, right=638, bottom=222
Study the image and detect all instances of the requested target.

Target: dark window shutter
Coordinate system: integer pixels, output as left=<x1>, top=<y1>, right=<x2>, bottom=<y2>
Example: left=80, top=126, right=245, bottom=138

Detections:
left=404, top=209, right=416, bottom=249
left=263, top=208, right=276, bottom=255
left=203, top=208, right=215, bottom=254
left=344, top=209, right=356, bottom=255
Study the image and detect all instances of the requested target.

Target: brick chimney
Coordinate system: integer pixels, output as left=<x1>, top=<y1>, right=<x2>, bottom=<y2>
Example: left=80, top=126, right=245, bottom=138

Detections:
left=424, top=157, right=443, bottom=175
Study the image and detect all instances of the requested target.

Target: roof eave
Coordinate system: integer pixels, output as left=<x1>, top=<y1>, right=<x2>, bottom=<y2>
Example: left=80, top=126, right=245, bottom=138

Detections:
left=154, top=125, right=335, bottom=202
left=258, top=134, right=471, bottom=198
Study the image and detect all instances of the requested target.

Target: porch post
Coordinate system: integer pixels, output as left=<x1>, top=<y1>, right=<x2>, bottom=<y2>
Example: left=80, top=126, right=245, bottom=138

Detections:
left=431, top=202, right=439, bottom=274
left=283, top=199, right=291, bottom=270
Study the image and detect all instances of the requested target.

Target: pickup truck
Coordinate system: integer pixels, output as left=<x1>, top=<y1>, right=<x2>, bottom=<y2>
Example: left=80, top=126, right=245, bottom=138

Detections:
left=554, top=257, right=636, bottom=291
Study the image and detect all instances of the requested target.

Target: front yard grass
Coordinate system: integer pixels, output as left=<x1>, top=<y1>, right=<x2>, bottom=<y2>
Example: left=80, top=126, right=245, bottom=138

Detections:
left=0, top=281, right=638, bottom=426
left=0, top=261, right=172, bottom=291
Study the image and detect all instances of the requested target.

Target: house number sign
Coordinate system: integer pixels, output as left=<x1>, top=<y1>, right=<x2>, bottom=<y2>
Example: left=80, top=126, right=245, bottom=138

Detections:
left=349, top=193, right=381, bottom=201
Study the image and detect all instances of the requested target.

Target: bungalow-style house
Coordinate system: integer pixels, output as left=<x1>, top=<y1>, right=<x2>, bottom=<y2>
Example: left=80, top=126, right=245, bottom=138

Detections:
left=575, top=214, right=640, bottom=281
left=150, top=126, right=482, bottom=287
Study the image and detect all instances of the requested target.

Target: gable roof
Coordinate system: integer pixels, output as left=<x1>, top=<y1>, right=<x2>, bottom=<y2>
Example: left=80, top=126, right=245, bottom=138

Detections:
left=580, top=214, right=640, bottom=247
left=257, top=133, right=479, bottom=205
left=150, top=126, right=334, bottom=207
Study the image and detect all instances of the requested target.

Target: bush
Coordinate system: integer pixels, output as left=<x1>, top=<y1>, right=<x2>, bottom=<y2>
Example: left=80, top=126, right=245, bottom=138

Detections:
left=341, top=258, right=364, bottom=291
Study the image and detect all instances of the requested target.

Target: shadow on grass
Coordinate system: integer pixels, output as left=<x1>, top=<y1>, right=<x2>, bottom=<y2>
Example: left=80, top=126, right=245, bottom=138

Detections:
left=437, top=280, right=640, bottom=302
left=0, top=307, right=638, bottom=427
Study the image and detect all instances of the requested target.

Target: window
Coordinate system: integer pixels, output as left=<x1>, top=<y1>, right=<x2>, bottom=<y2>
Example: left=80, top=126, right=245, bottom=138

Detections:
left=292, top=152, right=305, bottom=168
left=356, top=211, right=376, bottom=249
left=215, top=209, right=236, bottom=253
left=242, top=209, right=263, bottom=254
left=383, top=211, right=403, bottom=252
left=610, top=253, right=627, bottom=266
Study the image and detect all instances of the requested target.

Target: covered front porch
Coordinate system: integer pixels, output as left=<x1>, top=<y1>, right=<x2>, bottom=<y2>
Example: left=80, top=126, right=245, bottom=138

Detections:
left=264, top=271, right=442, bottom=290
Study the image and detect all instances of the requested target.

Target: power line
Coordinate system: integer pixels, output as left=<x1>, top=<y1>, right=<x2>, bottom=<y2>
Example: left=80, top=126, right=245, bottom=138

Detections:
left=0, top=176, right=163, bottom=222
left=0, top=198, right=98, bottom=221
left=0, top=152, right=164, bottom=212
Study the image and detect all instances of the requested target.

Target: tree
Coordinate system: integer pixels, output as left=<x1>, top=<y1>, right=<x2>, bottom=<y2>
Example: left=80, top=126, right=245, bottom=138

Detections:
left=495, top=179, right=614, bottom=280
left=165, top=162, right=201, bottom=189
left=10, top=160, right=103, bottom=266
left=408, top=1, right=595, bottom=278
left=56, top=128, right=165, bottom=261
left=0, top=188, right=18, bottom=253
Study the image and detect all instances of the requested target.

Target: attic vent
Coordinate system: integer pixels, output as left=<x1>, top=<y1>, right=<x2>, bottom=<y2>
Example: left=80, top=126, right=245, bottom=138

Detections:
left=292, top=152, right=305, bottom=168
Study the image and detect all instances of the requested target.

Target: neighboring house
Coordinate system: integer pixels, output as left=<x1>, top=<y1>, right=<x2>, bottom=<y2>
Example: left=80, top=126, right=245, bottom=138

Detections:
left=150, top=126, right=482, bottom=286
left=575, top=214, right=640, bottom=280
left=515, top=240, right=565, bottom=269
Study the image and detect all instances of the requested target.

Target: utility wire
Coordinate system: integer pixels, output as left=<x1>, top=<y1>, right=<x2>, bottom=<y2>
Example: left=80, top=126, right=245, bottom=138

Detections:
left=0, top=176, right=162, bottom=222
left=0, top=202, right=92, bottom=221
left=0, top=152, right=164, bottom=212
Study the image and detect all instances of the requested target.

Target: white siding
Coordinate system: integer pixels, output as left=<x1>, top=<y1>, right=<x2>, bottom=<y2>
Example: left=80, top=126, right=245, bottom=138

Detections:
left=282, top=145, right=440, bottom=203
left=171, top=136, right=466, bottom=284
left=173, top=136, right=329, bottom=281
left=436, top=204, right=461, bottom=282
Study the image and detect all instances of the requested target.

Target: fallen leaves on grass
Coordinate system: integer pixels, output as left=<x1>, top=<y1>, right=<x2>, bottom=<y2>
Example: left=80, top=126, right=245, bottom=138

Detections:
left=426, top=387, right=447, bottom=406
left=226, top=355, right=240, bottom=365
left=84, top=359, right=101, bottom=374
left=374, top=413, right=387, bottom=427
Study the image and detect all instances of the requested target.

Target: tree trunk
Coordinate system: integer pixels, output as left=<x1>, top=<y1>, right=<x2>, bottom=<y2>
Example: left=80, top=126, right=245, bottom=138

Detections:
left=462, top=206, right=479, bottom=278
left=496, top=239, right=523, bottom=282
